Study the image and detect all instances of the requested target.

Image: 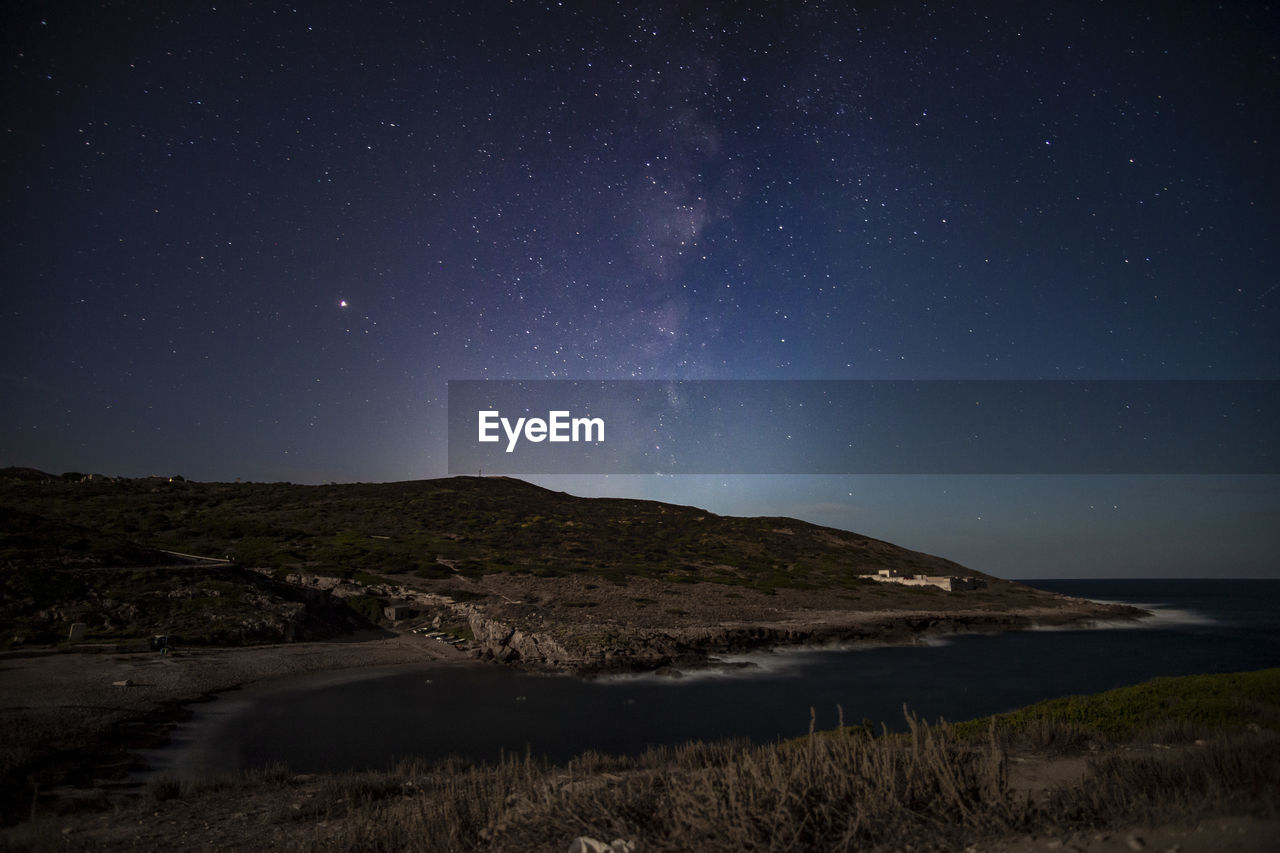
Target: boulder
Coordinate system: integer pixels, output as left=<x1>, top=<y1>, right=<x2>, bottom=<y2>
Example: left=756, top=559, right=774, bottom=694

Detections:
left=567, top=839, right=635, bottom=853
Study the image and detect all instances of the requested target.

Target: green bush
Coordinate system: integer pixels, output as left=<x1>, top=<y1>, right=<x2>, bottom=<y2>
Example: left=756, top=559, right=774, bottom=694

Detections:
left=415, top=564, right=455, bottom=580
left=344, top=594, right=386, bottom=625
left=955, top=668, right=1280, bottom=744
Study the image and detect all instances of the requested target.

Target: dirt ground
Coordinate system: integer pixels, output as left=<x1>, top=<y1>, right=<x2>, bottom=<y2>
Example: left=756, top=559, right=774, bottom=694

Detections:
left=981, top=816, right=1280, bottom=852
left=0, top=631, right=464, bottom=812
left=0, top=630, right=461, bottom=731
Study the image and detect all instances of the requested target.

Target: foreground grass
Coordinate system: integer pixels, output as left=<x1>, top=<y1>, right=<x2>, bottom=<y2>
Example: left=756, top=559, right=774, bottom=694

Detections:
left=15, top=669, right=1280, bottom=852
left=955, top=667, right=1280, bottom=749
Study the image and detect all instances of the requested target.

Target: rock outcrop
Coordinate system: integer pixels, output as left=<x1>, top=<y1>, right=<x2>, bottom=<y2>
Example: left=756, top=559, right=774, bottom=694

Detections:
left=458, top=603, right=1141, bottom=676
left=467, top=612, right=581, bottom=668
left=276, top=570, right=1145, bottom=676
left=568, top=838, right=635, bottom=853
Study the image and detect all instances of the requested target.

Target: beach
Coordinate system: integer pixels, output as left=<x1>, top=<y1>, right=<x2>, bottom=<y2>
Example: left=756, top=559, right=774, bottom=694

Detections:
left=0, top=631, right=463, bottom=816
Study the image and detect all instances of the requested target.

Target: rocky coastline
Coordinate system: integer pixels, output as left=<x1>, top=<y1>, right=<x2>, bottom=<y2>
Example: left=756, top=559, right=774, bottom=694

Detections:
left=281, top=568, right=1149, bottom=676
left=464, top=599, right=1148, bottom=676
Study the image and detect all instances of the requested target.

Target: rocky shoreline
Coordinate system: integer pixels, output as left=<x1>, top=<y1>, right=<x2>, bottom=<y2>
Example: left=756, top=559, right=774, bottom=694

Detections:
left=282, top=567, right=1149, bottom=677
left=464, top=599, right=1149, bottom=675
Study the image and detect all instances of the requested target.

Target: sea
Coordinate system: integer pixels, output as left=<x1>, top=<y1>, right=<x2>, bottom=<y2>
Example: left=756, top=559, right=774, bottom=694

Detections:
left=148, top=578, right=1280, bottom=779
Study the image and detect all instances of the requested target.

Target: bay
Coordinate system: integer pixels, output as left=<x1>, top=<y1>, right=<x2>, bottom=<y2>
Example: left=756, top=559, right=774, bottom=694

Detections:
left=151, top=579, right=1280, bottom=778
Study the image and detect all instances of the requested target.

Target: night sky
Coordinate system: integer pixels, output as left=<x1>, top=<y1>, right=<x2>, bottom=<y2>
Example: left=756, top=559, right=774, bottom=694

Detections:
left=3, top=2, right=1277, bottom=577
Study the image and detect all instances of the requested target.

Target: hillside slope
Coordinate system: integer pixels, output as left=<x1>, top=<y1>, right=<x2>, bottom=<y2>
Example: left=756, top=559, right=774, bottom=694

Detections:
left=0, top=470, right=1141, bottom=668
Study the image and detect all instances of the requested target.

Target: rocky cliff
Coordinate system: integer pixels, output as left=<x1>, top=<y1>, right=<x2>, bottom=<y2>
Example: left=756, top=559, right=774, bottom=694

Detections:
left=460, top=600, right=1143, bottom=675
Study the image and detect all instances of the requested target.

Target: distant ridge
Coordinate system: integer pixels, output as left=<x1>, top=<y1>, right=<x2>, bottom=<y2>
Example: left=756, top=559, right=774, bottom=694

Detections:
left=0, top=467, right=57, bottom=482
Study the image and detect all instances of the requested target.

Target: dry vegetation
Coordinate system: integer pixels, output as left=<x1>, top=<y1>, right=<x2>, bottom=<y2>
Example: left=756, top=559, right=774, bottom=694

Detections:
left=8, top=669, right=1277, bottom=852
left=1, top=470, right=1139, bottom=667
left=1, top=471, right=992, bottom=596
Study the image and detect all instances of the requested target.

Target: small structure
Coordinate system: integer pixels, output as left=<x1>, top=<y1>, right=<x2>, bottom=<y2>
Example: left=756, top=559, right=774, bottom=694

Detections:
left=67, top=622, right=87, bottom=643
left=876, top=568, right=911, bottom=580
left=383, top=603, right=419, bottom=621
left=872, top=569, right=984, bottom=592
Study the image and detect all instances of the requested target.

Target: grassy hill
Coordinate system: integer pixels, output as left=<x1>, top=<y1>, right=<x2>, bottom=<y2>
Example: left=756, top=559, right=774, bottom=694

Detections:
left=0, top=473, right=391, bottom=647
left=1, top=469, right=1114, bottom=656
left=1, top=471, right=980, bottom=588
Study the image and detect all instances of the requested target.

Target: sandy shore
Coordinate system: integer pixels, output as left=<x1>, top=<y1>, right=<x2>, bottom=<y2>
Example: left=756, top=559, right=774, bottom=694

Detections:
left=0, top=631, right=466, bottom=813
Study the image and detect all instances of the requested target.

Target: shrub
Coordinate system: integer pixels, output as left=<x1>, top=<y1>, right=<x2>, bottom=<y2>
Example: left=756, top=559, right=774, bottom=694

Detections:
left=344, top=594, right=385, bottom=625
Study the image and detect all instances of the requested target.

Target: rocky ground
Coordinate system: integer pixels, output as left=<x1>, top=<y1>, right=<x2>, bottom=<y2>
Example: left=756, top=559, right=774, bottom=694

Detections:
left=328, top=569, right=1147, bottom=674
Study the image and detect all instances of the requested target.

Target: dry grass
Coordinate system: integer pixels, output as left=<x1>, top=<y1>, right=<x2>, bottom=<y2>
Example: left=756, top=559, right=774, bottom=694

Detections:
left=226, top=715, right=1273, bottom=853
left=1048, top=731, right=1280, bottom=828
left=23, top=670, right=1280, bottom=852
left=197, top=712, right=1019, bottom=852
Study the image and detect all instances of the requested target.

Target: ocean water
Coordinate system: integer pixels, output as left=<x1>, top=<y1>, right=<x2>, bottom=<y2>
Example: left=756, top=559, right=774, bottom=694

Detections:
left=151, top=579, right=1280, bottom=778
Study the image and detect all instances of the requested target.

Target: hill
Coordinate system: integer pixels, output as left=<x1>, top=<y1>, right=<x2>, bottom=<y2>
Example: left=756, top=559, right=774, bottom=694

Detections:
left=2, top=471, right=980, bottom=584
left=0, top=469, right=1141, bottom=670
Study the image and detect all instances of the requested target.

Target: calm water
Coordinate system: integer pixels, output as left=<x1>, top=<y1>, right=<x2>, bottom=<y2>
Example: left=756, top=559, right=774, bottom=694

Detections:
left=152, top=579, right=1280, bottom=778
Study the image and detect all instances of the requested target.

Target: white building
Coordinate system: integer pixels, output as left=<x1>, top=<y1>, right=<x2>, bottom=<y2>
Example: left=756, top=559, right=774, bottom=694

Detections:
left=872, top=568, right=983, bottom=592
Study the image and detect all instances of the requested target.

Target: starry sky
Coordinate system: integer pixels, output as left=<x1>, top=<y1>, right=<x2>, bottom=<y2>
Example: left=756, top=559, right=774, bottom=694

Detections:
left=3, top=2, right=1277, bottom=577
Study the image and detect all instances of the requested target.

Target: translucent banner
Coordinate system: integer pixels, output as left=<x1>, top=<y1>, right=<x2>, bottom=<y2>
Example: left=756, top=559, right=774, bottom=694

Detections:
left=447, top=380, right=1279, bottom=475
